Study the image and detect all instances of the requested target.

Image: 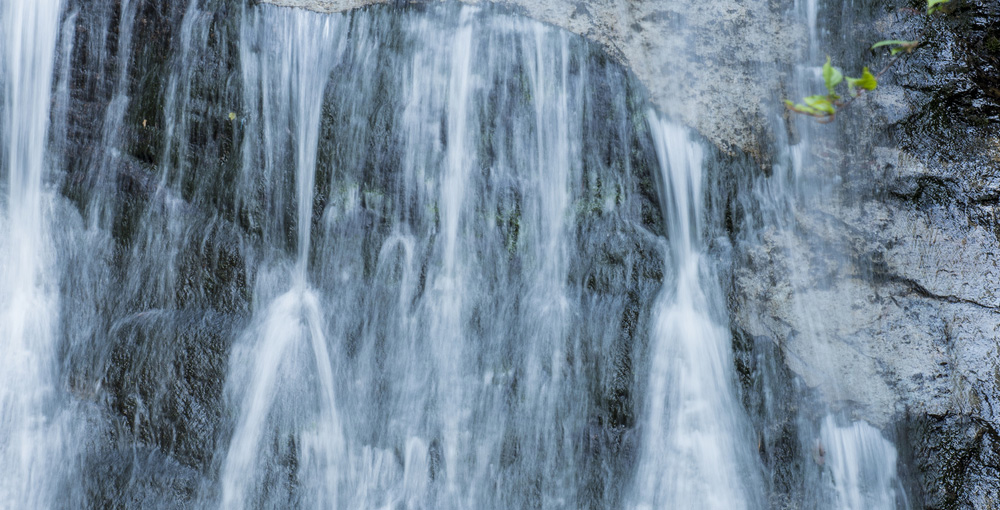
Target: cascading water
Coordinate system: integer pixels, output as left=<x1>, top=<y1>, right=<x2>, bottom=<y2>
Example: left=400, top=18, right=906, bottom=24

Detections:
left=819, top=416, right=908, bottom=510
left=217, top=5, right=648, bottom=507
left=0, top=0, right=926, bottom=508
left=220, top=9, right=345, bottom=508
left=632, top=116, right=762, bottom=510
left=0, top=0, right=74, bottom=506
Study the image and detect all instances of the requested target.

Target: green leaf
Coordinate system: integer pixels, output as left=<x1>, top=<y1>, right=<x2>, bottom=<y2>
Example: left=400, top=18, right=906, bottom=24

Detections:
left=822, top=56, right=844, bottom=95
left=872, top=40, right=911, bottom=49
left=927, top=0, right=949, bottom=14
left=804, top=95, right=836, bottom=115
left=872, top=39, right=919, bottom=55
left=785, top=99, right=817, bottom=115
left=785, top=99, right=827, bottom=116
left=228, top=112, right=237, bottom=121
left=846, top=67, right=878, bottom=96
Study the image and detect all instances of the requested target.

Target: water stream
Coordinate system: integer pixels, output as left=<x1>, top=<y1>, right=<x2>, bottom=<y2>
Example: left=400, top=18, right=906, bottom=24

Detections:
left=221, top=10, right=345, bottom=508
left=0, top=0, right=73, bottom=506
left=183, top=5, right=655, bottom=508
left=0, top=0, right=913, bottom=508
left=632, top=117, right=762, bottom=510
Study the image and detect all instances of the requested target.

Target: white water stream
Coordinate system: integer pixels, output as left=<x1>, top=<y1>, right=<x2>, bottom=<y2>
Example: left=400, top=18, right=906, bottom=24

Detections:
left=0, top=0, right=72, bottom=507
left=632, top=116, right=762, bottom=510
left=820, top=416, right=906, bottom=510
left=221, top=9, right=345, bottom=509
left=0, top=0, right=917, bottom=508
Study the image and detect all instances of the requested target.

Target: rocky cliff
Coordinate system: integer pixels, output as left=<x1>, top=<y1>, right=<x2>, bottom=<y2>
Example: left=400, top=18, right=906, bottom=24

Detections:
left=267, top=0, right=1000, bottom=507
left=55, top=0, right=1000, bottom=506
left=730, top=0, right=1000, bottom=507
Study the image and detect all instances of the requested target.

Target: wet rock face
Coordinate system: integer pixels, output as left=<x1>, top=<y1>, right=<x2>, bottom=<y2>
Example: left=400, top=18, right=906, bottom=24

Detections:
left=733, top=190, right=1000, bottom=421
left=905, top=414, right=1000, bottom=510
left=55, top=1, right=669, bottom=505
left=731, top=0, right=1000, bottom=507
left=849, top=3, right=1000, bottom=508
left=264, top=0, right=803, bottom=157
left=58, top=0, right=252, bottom=494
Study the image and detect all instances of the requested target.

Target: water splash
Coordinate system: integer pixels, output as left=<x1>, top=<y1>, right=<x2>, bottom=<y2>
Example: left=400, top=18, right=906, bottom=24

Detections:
left=819, top=416, right=905, bottom=510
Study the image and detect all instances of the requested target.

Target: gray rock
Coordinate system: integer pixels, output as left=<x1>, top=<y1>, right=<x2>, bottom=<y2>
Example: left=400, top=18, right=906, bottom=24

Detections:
left=727, top=0, right=1000, bottom=505
left=264, top=0, right=803, bottom=157
left=734, top=187, right=1000, bottom=423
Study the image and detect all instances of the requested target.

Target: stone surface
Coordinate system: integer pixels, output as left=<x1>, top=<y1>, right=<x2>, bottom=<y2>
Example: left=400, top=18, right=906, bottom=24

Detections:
left=729, top=0, right=1000, bottom=505
left=733, top=190, right=1000, bottom=425
left=55, top=0, right=1000, bottom=506
left=264, top=0, right=803, bottom=157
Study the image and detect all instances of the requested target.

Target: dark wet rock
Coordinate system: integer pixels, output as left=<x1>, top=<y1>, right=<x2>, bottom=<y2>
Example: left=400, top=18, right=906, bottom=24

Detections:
left=82, top=445, right=201, bottom=510
left=103, top=310, right=243, bottom=471
left=904, top=414, right=1000, bottom=510
left=732, top=154, right=1000, bottom=508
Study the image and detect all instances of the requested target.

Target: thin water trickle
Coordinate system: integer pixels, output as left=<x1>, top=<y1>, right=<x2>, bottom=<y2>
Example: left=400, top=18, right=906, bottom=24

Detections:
left=739, top=0, right=912, bottom=507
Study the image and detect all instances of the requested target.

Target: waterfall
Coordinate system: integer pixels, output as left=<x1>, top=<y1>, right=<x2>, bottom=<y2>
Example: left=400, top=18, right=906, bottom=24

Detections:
left=0, top=0, right=923, bottom=508
left=220, top=9, right=345, bottom=508
left=632, top=116, right=762, bottom=510
left=0, top=0, right=74, bottom=507
left=215, top=4, right=651, bottom=508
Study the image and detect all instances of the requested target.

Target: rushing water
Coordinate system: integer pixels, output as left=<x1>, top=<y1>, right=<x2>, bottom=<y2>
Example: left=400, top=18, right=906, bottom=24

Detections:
left=0, top=0, right=915, bottom=508
left=216, top=7, right=656, bottom=508
left=220, top=10, right=345, bottom=508
left=632, top=117, right=762, bottom=510
left=0, top=0, right=73, bottom=506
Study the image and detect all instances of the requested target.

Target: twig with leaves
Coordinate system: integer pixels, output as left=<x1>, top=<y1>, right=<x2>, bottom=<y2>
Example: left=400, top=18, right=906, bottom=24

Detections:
left=784, top=0, right=950, bottom=121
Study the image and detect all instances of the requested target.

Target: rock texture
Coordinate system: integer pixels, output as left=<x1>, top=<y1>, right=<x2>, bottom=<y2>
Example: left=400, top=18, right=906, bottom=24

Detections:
left=264, top=0, right=803, bottom=157
left=268, top=0, right=1000, bottom=507
left=731, top=0, right=1000, bottom=507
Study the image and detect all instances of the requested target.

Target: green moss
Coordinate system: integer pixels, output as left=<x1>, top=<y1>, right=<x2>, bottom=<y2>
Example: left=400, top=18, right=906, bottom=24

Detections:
left=986, top=36, right=1000, bottom=54
left=494, top=203, right=521, bottom=256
